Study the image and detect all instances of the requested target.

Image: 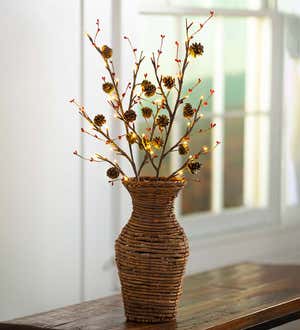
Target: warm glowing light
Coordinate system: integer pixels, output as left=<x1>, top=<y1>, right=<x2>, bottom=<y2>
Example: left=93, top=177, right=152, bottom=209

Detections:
left=123, top=176, right=128, bottom=182
left=201, top=145, right=209, bottom=153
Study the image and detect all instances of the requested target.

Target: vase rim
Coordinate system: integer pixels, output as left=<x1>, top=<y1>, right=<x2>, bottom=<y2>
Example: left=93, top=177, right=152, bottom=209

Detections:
left=123, top=176, right=185, bottom=188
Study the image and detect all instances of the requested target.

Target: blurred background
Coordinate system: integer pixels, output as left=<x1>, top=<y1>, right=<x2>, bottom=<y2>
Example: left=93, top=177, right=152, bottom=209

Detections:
left=1, top=0, right=300, bottom=326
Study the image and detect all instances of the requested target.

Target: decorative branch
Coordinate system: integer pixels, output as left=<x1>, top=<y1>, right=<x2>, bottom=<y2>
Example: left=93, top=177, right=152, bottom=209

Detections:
left=71, top=11, right=217, bottom=183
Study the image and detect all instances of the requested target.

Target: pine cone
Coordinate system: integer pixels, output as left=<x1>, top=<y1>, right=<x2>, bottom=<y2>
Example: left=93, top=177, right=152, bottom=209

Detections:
left=126, top=132, right=138, bottom=144
left=143, top=84, right=156, bottom=97
left=183, top=103, right=194, bottom=118
left=94, top=114, right=106, bottom=127
left=106, top=166, right=120, bottom=179
left=123, top=109, right=137, bottom=122
left=141, top=106, right=153, bottom=119
left=141, top=80, right=151, bottom=88
left=162, top=76, right=175, bottom=89
left=102, top=82, right=114, bottom=94
left=101, top=45, right=113, bottom=59
left=178, top=143, right=189, bottom=155
left=156, top=114, right=169, bottom=128
left=188, top=161, right=202, bottom=174
left=152, top=136, right=164, bottom=149
left=189, top=42, right=204, bottom=57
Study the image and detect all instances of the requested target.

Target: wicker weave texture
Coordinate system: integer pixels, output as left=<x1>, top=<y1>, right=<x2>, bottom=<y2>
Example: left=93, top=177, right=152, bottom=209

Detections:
left=115, top=177, right=189, bottom=323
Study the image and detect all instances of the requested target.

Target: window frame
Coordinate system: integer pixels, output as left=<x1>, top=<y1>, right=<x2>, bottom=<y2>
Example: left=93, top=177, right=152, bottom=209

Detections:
left=119, top=0, right=295, bottom=239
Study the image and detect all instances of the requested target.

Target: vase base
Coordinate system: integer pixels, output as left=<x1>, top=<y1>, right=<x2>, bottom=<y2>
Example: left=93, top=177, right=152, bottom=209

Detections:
left=126, top=315, right=176, bottom=324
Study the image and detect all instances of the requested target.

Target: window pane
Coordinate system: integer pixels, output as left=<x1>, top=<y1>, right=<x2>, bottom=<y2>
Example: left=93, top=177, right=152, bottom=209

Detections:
left=244, top=114, right=269, bottom=208
left=223, top=118, right=244, bottom=208
left=224, top=115, right=269, bottom=209
left=181, top=118, right=212, bottom=214
left=140, top=15, right=178, bottom=80
left=223, top=17, right=271, bottom=113
left=224, top=18, right=246, bottom=112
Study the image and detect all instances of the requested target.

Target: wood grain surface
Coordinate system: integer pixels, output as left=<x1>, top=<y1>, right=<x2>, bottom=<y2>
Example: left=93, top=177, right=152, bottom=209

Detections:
left=1, top=263, right=300, bottom=330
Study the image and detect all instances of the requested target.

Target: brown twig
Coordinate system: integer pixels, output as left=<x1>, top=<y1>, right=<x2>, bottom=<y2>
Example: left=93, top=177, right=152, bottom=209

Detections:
left=167, top=141, right=220, bottom=179
left=155, top=19, right=192, bottom=177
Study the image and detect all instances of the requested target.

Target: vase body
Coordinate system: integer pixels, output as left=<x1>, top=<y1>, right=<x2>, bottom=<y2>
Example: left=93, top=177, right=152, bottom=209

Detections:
left=115, top=177, right=189, bottom=323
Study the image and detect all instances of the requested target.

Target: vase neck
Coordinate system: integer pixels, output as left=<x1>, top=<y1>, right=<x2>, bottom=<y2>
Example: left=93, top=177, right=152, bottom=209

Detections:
left=122, top=178, right=185, bottom=223
left=130, top=191, right=177, bottom=221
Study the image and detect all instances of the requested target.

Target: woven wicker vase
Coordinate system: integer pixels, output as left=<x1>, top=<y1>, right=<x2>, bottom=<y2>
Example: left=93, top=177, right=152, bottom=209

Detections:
left=115, top=177, right=189, bottom=323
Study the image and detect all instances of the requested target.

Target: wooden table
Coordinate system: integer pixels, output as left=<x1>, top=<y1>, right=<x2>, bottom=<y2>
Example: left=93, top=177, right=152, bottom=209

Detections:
left=1, top=263, right=300, bottom=330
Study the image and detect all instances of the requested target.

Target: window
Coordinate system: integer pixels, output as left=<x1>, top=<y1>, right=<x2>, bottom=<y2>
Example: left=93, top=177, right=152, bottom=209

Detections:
left=120, top=0, right=298, bottom=236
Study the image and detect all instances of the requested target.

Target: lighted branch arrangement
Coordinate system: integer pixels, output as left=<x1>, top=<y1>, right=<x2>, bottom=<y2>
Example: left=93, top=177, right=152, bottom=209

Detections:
left=70, top=10, right=220, bottom=183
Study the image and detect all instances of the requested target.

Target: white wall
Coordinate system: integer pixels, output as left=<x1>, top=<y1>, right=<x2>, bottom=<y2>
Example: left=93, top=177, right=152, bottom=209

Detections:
left=0, top=0, right=83, bottom=320
left=0, top=0, right=121, bottom=321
